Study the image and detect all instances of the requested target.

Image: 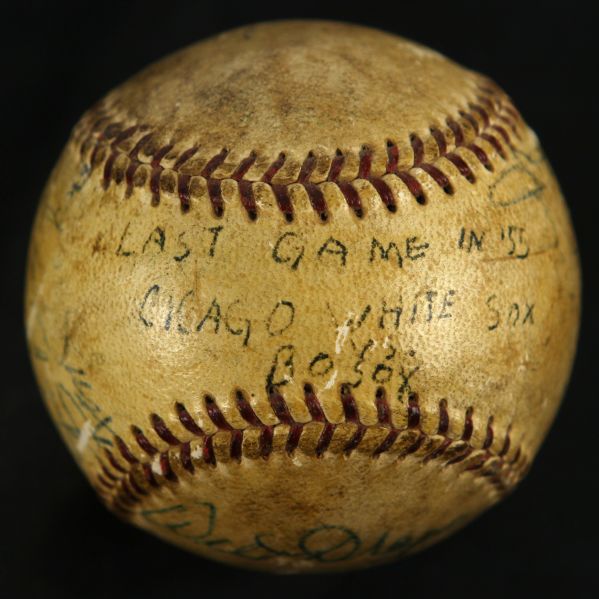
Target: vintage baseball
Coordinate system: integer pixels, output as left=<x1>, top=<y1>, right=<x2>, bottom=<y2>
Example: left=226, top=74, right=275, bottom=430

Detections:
left=25, top=21, right=580, bottom=572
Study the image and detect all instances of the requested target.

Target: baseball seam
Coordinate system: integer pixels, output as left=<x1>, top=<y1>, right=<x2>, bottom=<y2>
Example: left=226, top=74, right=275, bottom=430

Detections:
left=75, top=83, right=522, bottom=222
left=95, top=384, right=527, bottom=514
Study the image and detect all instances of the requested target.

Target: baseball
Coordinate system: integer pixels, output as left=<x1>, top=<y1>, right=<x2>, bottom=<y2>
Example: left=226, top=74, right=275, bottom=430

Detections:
left=25, top=21, right=580, bottom=572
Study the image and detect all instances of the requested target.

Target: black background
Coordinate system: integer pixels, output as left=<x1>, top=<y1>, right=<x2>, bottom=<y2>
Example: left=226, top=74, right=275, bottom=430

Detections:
left=2, top=1, right=596, bottom=597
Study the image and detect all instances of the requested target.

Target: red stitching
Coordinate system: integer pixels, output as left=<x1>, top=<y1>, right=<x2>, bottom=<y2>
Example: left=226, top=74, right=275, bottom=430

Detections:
left=437, top=398, right=450, bottom=435
left=204, top=394, right=233, bottom=430
left=151, top=413, right=181, bottom=445
left=483, top=416, right=494, bottom=450
left=173, top=145, right=198, bottom=212
left=128, top=472, right=147, bottom=496
left=104, top=448, right=127, bottom=473
left=80, top=86, right=520, bottom=219
left=407, top=393, right=421, bottom=428
left=150, top=144, right=174, bottom=206
left=97, top=475, right=114, bottom=489
left=101, top=464, right=117, bottom=482
left=462, top=406, right=474, bottom=441
left=180, top=441, right=193, bottom=473
left=235, top=389, right=263, bottom=426
left=160, top=452, right=178, bottom=482
left=98, top=383, right=526, bottom=510
left=142, top=463, right=158, bottom=487
left=131, top=425, right=158, bottom=455
left=120, top=480, right=138, bottom=504
left=175, top=402, right=204, bottom=436
left=115, top=435, right=138, bottom=464
left=328, top=151, right=364, bottom=217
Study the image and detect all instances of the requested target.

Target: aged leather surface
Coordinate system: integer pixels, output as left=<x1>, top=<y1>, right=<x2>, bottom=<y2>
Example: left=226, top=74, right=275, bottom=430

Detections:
left=25, top=21, right=580, bottom=572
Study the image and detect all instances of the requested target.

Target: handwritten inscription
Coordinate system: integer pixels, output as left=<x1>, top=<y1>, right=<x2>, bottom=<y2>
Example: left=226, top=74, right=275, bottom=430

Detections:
left=138, top=290, right=296, bottom=346
left=141, top=500, right=470, bottom=564
left=116, top=222, right=223, bottom=261
left=486, top=295, right=535, bottom=331
left=273, top=232, right=430, bottom=271
left=268, top=343, right=421, bottom=393
left=458, top=224, right=530, bottom=259
left=138, top=288, right=457, bottom=348
left=29, top=313, right=114, bottom=455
